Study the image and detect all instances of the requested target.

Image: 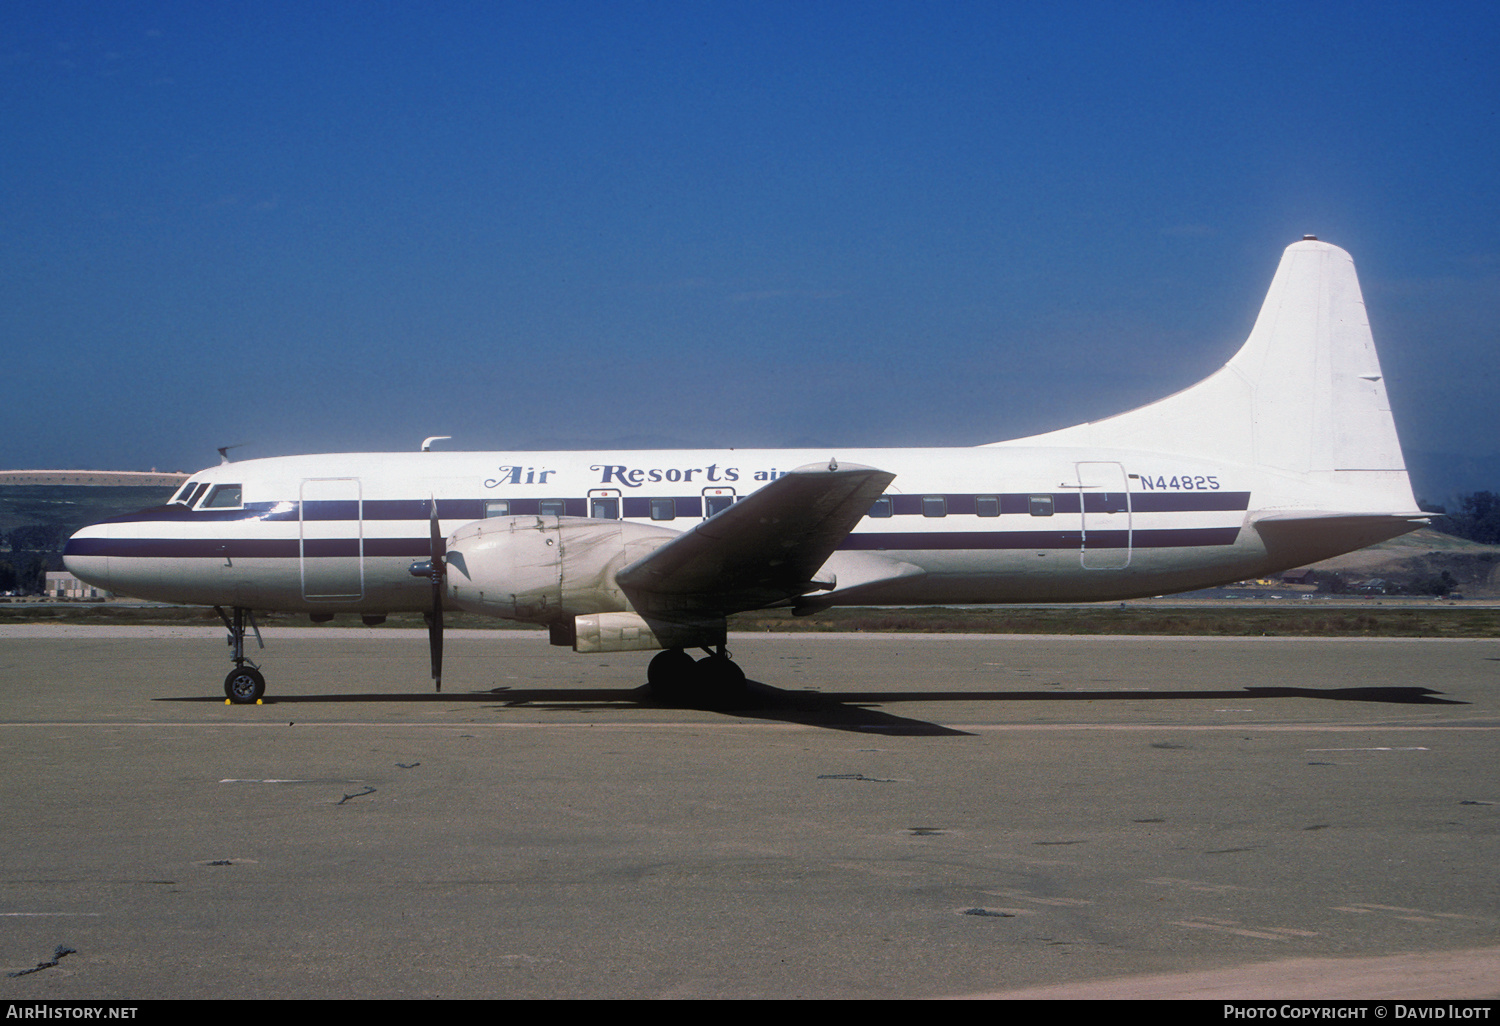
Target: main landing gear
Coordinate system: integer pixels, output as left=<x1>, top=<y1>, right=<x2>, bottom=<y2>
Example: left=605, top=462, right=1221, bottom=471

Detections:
left=209, top=607, right=747, bottom=708
left=216, top=606, right=265, bottom=704
left=646, top=646, right=748, bottom=708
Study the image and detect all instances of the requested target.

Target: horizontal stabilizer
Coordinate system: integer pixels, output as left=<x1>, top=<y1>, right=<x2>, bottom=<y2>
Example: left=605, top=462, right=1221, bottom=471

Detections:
left=1249, top=511, right=1430, bottom=571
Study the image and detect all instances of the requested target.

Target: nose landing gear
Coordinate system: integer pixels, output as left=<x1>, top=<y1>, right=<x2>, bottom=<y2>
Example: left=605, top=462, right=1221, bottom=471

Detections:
left=216, top=606, right=266, bottom=704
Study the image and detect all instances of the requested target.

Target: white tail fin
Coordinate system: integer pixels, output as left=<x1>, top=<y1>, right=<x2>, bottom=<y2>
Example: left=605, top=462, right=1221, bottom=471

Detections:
left=990, top=239, right=1419, bottom=513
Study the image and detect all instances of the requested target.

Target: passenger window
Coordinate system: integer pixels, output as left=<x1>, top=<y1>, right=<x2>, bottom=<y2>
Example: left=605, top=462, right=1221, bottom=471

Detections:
left=922, top=496, right=946, bottom=518
left=705, top=495, right=734, bottom=518
left=650, top=498, right=675, bottom=521
left=867, top=497, right=892, bottom=518
left=1029, top=495, right=1054, bottom=517
left=976, top=496, right=1000, bottom=517
left=539, top=500, right=566, bottom=517
left=485, top=500, right=510, bottom=517
left=201, top=484, right=243, bottom=509
left=590, top=498, right=620, bottom=520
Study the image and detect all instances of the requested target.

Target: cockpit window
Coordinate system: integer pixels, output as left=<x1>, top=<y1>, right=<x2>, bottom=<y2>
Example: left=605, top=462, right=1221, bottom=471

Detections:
left=181, top=482, right=210, bottom=508
left=169, top=481, right=198, bottom=505
left=200, top=484, right=243, bottom=509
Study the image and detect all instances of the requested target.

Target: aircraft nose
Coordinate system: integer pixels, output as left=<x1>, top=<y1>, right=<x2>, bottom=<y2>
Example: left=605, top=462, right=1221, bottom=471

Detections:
left=62, top=522, right=112, bottom=591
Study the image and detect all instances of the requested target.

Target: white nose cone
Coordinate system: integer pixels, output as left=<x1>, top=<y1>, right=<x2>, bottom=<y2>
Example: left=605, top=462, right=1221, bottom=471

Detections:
left=63, top=523, right=112, bottom=592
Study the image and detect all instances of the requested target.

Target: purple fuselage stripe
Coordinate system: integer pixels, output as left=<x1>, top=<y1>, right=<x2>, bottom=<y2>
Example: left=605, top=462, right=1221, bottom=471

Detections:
left=94, top=490, right=1251, bottom=525
left=65, top=526, right=1240, bottom=560
left=65, top=489, right=1248, bottom=562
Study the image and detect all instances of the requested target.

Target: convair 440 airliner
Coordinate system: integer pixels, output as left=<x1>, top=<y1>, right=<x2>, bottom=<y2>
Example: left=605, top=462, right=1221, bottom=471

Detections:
left=65, top=238, right=1426, bottom=704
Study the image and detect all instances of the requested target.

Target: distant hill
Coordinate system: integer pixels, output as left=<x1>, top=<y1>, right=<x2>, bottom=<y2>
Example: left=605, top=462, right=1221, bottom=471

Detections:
left=0, top=470, right=189, bottom=487
left=1307, top=528, right=1500, bottom=597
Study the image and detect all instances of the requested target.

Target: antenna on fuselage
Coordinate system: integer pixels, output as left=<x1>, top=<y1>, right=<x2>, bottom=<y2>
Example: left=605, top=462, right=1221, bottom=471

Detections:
left=421, top=436, right=452, bottom=452
left=216, top=444, right=246, bottom=464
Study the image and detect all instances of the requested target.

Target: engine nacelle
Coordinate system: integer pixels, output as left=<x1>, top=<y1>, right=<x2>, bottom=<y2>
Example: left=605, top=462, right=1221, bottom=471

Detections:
left=573, top=611, right=726, bottom=653
left=444, top=515, right=677, bottom=625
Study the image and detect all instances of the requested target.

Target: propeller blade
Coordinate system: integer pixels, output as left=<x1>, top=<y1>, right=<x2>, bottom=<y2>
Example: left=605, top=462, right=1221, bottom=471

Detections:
left=428, top=601, right=443, bottom=692
left=428, top=499, right=445, bottom=692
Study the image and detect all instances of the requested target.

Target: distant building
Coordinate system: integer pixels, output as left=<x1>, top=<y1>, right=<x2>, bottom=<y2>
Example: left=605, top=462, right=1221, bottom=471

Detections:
left=44, top=571, right=108, bottom=599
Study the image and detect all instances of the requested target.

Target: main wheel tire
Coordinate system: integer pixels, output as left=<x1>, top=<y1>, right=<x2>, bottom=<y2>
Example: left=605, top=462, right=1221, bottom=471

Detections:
left=693, top=654, right=748, bottom=709
left=646, top=649, right=696, bottom=703
left=224, top=666, right=266, bottom=704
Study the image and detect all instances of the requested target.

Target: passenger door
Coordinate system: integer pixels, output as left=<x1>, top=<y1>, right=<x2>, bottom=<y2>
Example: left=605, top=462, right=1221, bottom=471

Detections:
left=1075, top=462, right=1131, bottom=569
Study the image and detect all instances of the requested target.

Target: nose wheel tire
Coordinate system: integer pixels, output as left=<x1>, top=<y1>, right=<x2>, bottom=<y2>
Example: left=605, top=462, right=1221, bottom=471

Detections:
left=224, top=666, right=266, bottom=704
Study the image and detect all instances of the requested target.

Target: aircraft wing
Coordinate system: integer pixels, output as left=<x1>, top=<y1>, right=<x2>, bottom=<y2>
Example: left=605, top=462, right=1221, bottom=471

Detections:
left=615, top=461, right=896, bottom=616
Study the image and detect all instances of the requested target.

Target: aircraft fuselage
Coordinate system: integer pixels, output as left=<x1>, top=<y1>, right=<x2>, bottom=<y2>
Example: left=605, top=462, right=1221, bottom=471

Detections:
left=64, top=444, right=1411, bottom=616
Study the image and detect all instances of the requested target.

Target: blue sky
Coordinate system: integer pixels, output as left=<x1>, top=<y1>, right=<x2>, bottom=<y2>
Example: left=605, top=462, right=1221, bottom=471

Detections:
left=3, top=2, right=1497, bottom=495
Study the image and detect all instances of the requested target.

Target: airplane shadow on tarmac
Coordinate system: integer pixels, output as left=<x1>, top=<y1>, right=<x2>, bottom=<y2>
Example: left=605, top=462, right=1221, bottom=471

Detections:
left=154, top=681, right=1465, bottom=738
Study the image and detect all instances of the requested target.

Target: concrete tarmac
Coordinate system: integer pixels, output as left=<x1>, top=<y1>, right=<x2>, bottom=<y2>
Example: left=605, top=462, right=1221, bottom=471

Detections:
left=0, top=626, right=1497, bottom=999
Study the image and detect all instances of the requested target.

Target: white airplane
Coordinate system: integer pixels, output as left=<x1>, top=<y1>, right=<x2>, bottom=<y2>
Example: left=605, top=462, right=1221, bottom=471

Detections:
left=65, top=238, right=1426, bottom=705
